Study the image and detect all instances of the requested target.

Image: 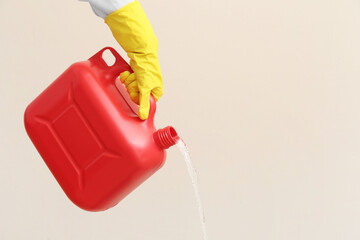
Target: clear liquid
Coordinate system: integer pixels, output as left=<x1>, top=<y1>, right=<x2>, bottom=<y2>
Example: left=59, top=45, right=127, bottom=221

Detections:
left=176, top=139, right=208, bottom=240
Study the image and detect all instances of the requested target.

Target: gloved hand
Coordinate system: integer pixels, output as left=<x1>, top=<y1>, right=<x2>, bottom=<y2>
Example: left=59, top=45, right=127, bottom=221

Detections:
left=81, top=0, right=163, bottom=120
left=107, top=1, right=163, bottom=120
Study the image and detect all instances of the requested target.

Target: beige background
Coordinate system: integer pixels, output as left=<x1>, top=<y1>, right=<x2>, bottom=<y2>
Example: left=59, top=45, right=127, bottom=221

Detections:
left=1, top=0, right=360, bottom=239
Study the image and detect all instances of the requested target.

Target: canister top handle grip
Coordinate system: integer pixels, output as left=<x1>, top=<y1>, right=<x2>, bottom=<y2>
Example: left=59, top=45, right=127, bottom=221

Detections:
left=89, top=47, right=157, bottom=122
left=89, top=47, right=132, bottom=78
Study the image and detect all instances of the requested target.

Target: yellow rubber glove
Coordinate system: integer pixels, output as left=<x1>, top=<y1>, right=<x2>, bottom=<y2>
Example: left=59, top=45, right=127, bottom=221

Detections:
left=105, top=0, right=163, bottom=120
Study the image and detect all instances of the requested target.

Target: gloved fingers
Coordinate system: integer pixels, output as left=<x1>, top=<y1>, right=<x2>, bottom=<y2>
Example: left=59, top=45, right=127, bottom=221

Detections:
left=127, top=80, right=138, bottom=93
left=119, top=71, right=131, bottom=83
left=127, top=81, right=140, bottom=104
left=129, top=91, right=140, bottom=105
left=138, top=90, right=151, bottom=120
left=120, top=71, right=140, bottom=104
left=151, top=87, right=164, bottom=102
left=124, top=73, right=136, bottom=88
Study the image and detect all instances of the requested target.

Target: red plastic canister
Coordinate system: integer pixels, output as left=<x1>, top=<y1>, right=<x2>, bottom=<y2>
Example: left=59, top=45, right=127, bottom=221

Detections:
left=24, top=47, right=179, bottom=211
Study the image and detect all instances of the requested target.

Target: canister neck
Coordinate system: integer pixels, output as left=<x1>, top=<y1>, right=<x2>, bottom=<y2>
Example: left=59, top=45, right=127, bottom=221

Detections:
left=153, top=126, right=180, bottom=149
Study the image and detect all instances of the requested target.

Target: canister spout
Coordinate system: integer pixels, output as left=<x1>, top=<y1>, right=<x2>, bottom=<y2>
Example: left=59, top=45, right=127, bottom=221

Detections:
left=153, top=126, right=180, bottom=149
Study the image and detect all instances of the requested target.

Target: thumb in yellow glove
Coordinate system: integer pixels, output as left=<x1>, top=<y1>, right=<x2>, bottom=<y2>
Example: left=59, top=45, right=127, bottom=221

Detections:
left=105, top=0, right=163, bottom=120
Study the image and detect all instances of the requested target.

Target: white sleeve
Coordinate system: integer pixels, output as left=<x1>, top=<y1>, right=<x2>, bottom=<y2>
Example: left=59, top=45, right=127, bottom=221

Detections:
left=79, top=0, right=135, bottom=19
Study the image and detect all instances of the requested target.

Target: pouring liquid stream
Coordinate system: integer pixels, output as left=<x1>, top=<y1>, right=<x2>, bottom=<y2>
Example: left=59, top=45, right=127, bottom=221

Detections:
left=176, top=139, right=208, bottom=240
